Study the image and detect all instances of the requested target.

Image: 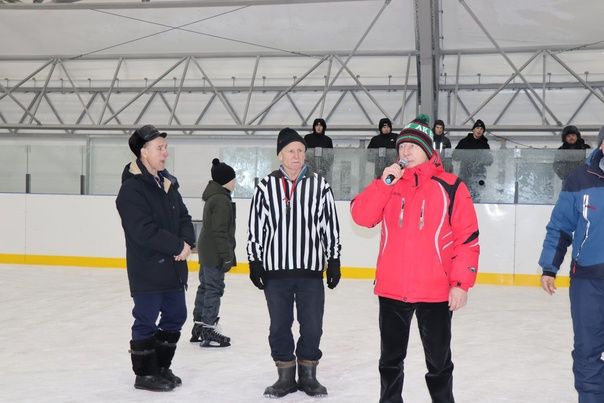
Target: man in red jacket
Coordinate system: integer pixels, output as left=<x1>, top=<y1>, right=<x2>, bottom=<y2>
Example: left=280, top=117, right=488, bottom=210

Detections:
left=350, top=115, right=480, bottom=403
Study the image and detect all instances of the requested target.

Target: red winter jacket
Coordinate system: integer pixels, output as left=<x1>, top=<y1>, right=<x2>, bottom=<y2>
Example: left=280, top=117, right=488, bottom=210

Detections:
left=350, top=154, right=479, bottom=303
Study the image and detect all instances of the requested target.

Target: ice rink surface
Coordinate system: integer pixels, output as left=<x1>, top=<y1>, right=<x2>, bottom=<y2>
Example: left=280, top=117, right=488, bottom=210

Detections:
left=0, top=264, right=575, bottom=403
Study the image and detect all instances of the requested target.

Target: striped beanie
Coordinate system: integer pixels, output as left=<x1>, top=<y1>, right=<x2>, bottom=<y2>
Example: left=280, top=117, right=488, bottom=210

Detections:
left=395, top=114, right=434, bottom=158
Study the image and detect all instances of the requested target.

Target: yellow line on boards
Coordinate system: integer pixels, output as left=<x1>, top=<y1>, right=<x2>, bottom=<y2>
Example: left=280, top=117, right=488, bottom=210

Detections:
left=0, top=254, right=570, bottom=287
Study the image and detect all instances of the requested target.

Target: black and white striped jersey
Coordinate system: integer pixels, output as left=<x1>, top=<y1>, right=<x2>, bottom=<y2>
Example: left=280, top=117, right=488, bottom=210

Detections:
left=247, top=165, right=341, bottom=274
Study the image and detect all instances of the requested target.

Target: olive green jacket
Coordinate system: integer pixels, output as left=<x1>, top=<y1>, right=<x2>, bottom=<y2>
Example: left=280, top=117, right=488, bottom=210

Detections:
left=198, top=180, right=236, bottom=270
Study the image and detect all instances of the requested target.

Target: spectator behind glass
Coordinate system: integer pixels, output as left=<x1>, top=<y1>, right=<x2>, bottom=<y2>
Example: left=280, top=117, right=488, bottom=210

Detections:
left=367, top=118, right=397, bottom=179
left=452, top=119, right=493, bottom=202
left=304, top=118, right=334, bottom=183
left=553, top=125, right=591, bottom=181
left=432, top=119, right=452, bottom=172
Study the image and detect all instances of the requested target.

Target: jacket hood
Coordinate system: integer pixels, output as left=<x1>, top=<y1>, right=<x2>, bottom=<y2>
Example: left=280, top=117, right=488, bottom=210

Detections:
left=202, top=180, right=231, bottom=201
left=312, top=118, right=326, bottom=132
left=378, top=117, right=392, bottom=131
left=561, top=125, right=581, bottom=143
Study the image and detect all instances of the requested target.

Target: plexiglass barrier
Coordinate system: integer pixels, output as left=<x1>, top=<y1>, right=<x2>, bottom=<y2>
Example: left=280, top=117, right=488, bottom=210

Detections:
left=0, top=142, right=590, bottom=205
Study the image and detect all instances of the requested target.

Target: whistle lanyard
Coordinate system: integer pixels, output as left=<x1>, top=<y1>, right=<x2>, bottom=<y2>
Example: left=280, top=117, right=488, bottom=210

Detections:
left=280, top=176, right=297, bottom=210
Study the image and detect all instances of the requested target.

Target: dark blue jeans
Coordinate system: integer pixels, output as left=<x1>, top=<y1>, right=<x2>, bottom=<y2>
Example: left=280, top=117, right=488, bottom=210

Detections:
left=570, top=277, right=604, bottom=403
left=378, top=297, right=454, bottom=403
left=264, top=277, right=324, bottom=362
left=131, top=291, right=187, bottom=340
left=193, top=264, right=225, bottom=324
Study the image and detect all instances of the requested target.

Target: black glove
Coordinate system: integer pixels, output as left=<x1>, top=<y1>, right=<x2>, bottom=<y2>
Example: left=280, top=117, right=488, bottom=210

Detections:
left=326, top=258, right=341, bottom=289
left=249, top=261, right=266, bottom=290
left=221, top=259, right=233, bottom=272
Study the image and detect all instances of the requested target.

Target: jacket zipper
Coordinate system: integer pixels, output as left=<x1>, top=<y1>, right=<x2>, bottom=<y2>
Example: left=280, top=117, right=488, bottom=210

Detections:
left=398, top=197, right=405, bottom=227
left=575, top=193, right=591, bottom=262
left=419, top=200, right=425, bottom=230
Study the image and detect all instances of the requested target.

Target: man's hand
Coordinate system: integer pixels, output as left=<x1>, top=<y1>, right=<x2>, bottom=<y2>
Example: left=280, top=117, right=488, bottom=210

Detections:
left=541, top=275, right=556, bottom=295
left=326, top=259, right=341, bottom=289
left=174, top=242, right=191, bottom=261
left=448, top=287, right=468, bottom=312
left=222, top=259, right=233, bottom=272
left=249, top=261, right=266, bottom=290
left=381, top=163, right=404, bottom=185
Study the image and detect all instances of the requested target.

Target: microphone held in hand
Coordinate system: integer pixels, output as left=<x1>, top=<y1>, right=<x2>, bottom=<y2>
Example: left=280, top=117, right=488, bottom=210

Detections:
left=384, top=158, right=409, bottom=185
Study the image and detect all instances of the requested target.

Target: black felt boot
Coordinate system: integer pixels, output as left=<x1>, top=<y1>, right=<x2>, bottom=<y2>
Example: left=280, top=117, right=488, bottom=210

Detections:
left=155, top=330, right=182, bottom=387
left=130, top=338, right=174, bottom=392
left=297, top=359, right=327, bottom=397
left=263, top=360, right=298, bottom=398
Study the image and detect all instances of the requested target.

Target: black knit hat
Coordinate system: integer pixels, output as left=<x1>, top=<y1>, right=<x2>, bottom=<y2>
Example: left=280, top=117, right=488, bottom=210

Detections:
left=472, top=119, right=486, bottom=131
left=277, top=127, right=306, bottom=155
left=396, top=114, right=434, bottom=158
left=313, top=118, right=327, bottom=131
left=128, top=125, right=167, bottom=158
left=378, top=117, right=392, bottom=131
left=211, top=158, right=236, bottom=185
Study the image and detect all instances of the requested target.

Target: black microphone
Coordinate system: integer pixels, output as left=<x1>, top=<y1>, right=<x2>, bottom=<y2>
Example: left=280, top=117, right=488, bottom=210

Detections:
left=384, top=158, right=408, bottom=185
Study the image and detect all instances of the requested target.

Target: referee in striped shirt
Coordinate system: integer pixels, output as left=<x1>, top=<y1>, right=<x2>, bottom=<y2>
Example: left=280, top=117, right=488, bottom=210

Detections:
left=247, top=127, right=342, bottom=398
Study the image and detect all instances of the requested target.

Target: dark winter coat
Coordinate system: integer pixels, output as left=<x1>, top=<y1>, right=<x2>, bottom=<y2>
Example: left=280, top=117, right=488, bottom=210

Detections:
left=553, top=136, right=591, bottom=180
left=452, top=133, right=493, bottom=181
left=116, top=160, right=195, bottom=295
left=432, top=134, right=451, bottom=150
left=198, top=180, right=236, bottom=270
left=367, top=132, right=397, bottom=149
left=304, top=131, right=333, bottom=149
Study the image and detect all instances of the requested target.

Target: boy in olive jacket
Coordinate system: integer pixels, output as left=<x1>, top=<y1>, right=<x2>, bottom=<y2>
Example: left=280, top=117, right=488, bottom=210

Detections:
left=190, top=158, right=236, bottom=347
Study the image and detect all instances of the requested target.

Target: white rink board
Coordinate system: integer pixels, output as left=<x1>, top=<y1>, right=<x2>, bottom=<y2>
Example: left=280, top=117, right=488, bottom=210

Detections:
left=0, top=194, right=561, bottom=276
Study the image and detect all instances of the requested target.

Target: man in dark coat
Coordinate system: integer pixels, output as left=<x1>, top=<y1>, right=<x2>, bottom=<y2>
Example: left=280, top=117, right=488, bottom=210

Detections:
left=553, top=125, right=591, bottom=180
left=190, top=158, right=236, bottom=348
left=452, top=119, right=493, bottom=202
left=367, top=118, right=397, bottom=179
left=116, top=125, right=195, bottom=392
left=304, top=118, right=334, bottom=182
left=304, top=118, right=333, bottom=149
left=368, top=117, right=397, bottom=149
left=433, top=119, right=452, bottom=172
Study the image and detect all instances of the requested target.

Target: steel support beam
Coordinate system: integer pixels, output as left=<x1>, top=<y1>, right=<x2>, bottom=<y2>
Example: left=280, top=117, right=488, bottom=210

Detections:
left=0, top=123, right=601, bottom=133
left=414, top=0, right=439, bottom=118
left=103, top=57, right=186, bottom=124
left=0, top=0, right=378, bottom=10
left=303, top=0, right=391, bottom=123
left=458, top=0, right=562, bottom=126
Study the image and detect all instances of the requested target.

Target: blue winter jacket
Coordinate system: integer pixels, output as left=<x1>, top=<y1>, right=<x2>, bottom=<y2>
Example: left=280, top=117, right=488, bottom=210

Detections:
left=539, top=148, right=604, bottom=278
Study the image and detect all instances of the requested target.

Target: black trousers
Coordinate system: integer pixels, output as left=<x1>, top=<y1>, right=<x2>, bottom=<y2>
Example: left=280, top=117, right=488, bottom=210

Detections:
left=264, top=277, right=324, bottom=362
left=378, top=297, right=454, bottom=403
left=131, top=291, right=187, bottom=340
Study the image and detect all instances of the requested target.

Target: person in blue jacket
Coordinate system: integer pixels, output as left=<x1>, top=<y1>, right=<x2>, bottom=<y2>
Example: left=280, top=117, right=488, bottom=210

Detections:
left=539, top=126, right=604, bottom=403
